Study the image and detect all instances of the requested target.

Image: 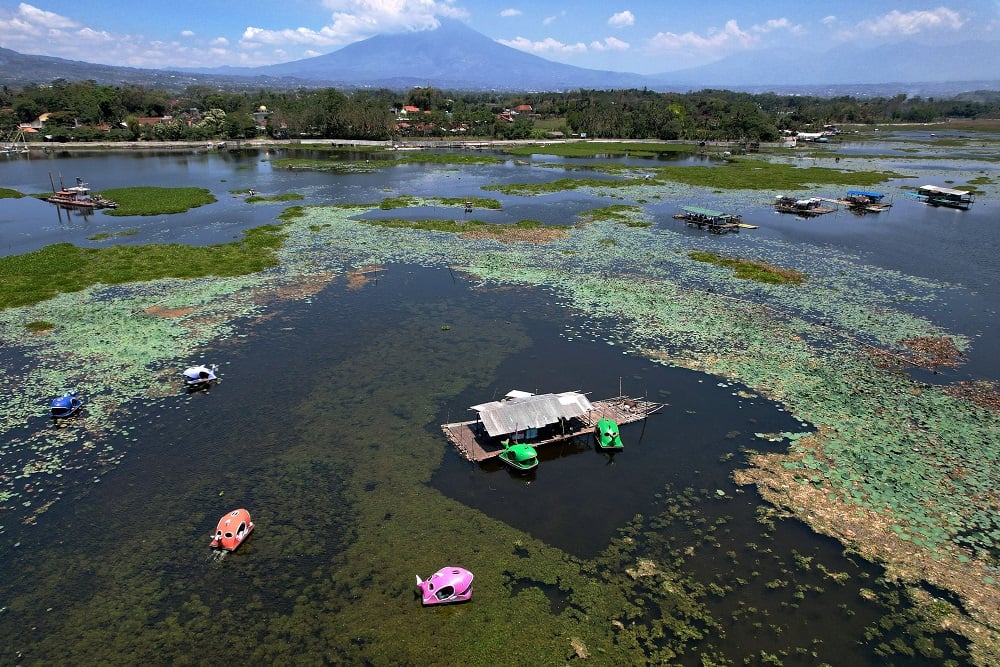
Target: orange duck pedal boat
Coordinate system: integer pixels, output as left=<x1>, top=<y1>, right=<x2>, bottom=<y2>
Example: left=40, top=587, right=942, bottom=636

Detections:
left=210, top=508, right=254, bottom=551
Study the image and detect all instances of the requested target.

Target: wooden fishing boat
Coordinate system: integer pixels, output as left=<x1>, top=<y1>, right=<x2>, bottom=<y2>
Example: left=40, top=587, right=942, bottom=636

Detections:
left=46, top=177, right=118, bottom=209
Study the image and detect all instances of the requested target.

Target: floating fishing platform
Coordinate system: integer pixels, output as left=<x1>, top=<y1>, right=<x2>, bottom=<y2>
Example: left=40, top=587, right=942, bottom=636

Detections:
left=773, top=195, right=836, bottom=217
left=820, top=190, right=893, bottom=214
left=673, top=206, right=750, bottom=233
left=908, top=185, right=975, bottom=210
left=441, top=393, right=665, bottom=463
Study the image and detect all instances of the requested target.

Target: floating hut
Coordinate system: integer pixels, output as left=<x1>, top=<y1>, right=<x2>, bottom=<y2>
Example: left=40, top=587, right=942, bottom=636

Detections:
left=441, top=390, right=665, bottom=462
left=673, top=206, right=746, bottom=234
left=842, top=190, right=892, bottom=213
left=773, top=195, right=836, bottom=217
left=910, top=185, right=975, bottom=210
left=817, top=190, right=893, bottom=214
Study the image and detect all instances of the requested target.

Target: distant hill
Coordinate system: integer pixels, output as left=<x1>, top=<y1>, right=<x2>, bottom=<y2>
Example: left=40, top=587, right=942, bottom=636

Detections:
left=1, top=20, right=997, bottom=96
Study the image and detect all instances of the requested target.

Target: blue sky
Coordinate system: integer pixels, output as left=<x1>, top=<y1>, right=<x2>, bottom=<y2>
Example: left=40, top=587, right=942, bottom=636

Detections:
left=0, top=1, right=997, bottom=74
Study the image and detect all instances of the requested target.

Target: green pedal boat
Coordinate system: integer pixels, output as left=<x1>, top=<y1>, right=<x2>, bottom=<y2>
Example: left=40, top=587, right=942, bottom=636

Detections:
left=498, top=440, right=539, bottom=472
left=594, top=418, right=623, bottom=451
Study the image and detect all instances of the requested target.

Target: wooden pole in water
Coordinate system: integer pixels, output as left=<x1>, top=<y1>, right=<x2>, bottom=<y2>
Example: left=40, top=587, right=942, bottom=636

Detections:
left=48, top=172, right=56, bottom=193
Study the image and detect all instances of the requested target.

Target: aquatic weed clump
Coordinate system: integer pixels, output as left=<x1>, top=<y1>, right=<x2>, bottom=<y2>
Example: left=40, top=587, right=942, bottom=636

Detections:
left=99, top=186, right=216, bottom=216
left=577, top=204, right=652, bottom=227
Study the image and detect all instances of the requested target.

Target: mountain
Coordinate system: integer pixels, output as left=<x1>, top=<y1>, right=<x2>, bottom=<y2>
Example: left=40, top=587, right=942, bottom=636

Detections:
left=653, top=40, right=999, bottom=89
left=0, top=46, right=304, bottom=90
left=1, top=21, right=997, bottom=95
left=189, top=19, right=657, bottom=91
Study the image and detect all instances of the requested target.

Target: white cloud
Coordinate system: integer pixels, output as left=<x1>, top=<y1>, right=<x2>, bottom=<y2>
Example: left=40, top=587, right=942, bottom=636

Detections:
left=543, top=15, right=558, bottom=26
left=0, top=2, right=299, bottom=67
left=752, top=17, right=803, bottom=36
left=241, top=25, right=340, bottom=48
left=498, top=36, right=588, bottom=56
left=74, top=27, right=114, bottom=44
left=608, top=11, right=635, bottom=29
left=0, top=3, right=144, bottom=59
left=499, top=9, right=522, bottom=18
left=848, top=7, right=965, bottom=38
left=591, top=36, right=630, bottom=52
left=646, top=16, right=807, bottom=62
left=14, top=2, right=79, bottom=30
left=648, top=19, right=756, bottom=53
left=240, top=0, right=468, bottom=51
left=0, top=3, right=73, bottom=46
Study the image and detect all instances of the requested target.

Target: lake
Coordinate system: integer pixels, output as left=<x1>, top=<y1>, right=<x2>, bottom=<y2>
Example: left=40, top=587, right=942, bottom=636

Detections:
left=0, top=139, right=997, bottom=664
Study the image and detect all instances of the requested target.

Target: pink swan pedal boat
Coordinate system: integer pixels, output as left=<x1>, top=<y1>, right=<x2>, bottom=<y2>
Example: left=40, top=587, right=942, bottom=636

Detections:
left=210, top=508, right=254, bottom=551
left=415, top=567, right=474, bottom=605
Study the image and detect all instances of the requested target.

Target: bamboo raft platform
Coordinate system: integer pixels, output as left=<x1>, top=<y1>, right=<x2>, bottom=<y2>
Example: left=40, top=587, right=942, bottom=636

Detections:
left=673, top=206, right=744, bottom=234
left=441, top=395, right=665, bottom=462
left=818, top=197, right=893, bottom=213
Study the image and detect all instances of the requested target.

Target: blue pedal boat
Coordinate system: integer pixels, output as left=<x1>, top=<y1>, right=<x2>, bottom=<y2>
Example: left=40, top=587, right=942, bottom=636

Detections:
left=50, top=391, right=83, bottom=419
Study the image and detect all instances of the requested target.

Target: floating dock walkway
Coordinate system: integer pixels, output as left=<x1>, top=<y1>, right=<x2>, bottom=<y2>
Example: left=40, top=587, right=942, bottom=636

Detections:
left=441, top=395, right=665, bottom=462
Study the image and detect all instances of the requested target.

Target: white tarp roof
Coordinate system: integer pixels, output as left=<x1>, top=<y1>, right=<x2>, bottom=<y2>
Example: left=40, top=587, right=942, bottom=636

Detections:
left=918, top=184, right=970, bottom=196
left=470, top=391, right=593, bottom=438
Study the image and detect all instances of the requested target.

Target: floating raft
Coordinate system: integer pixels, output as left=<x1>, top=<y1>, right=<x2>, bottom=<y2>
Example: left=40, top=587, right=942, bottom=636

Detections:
left=820, top=191, right=893, bottom=213
left=909, top=185, right=975, bottom=210
left=773, top=196, right=836, bottom=216
left=441, top=395, right=665, bottom=462
left=673, top=206, right=745, bottom=234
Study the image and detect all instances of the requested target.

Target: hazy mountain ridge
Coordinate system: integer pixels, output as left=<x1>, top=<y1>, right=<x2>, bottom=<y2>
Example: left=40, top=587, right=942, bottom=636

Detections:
left=1, top=19, right=997, bottom=96
left=0, top=46, right=304, bottom=90
left=656, top=40, right=1000, bottom=87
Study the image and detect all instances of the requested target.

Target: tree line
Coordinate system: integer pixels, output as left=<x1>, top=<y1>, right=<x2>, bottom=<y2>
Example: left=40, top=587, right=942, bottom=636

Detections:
left=2, top=79, right=998, bottom=143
